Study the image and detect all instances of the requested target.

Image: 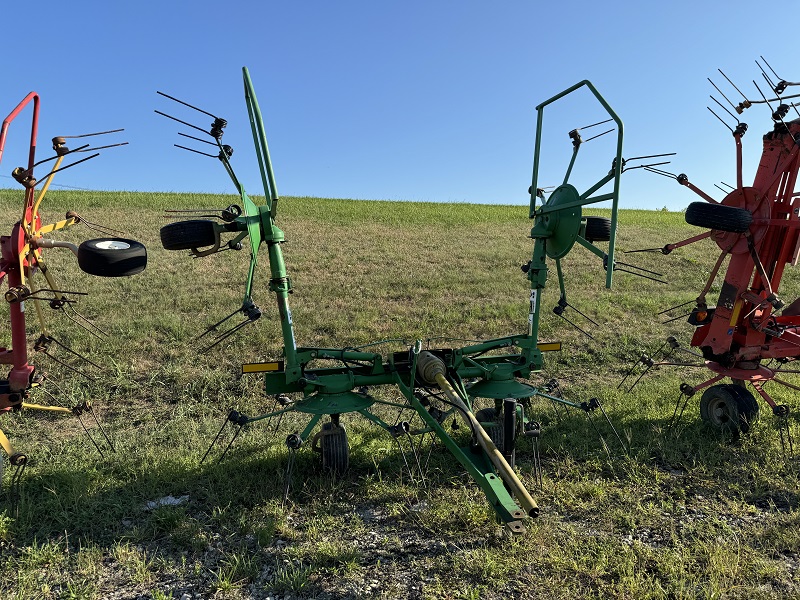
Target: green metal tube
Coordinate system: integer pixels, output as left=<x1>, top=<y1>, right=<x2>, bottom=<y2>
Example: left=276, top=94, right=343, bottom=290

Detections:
left=266, top=240, right=299, bottom=374
left=581, top=81, right=624, bottom=290
left=529, top=106, right=545, bottom=219
left=456, top=335, right=520, bottom=355
left=243, top=67, right=279, bottom=210
left=574, top=235, right=606, bottom=260
left=527, top=239, right=547, bottom=341
left=238, top=68, right=300, bottom=374
left=555, top=258, right=567, bottom=301
left=562, top=145, right=580, bottom=185
left=399, top=381, right=528, bottom=525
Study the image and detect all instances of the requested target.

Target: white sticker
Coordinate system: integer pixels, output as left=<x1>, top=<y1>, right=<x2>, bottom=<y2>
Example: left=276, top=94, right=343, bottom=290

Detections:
left=528, top=289, right=537, bottom=328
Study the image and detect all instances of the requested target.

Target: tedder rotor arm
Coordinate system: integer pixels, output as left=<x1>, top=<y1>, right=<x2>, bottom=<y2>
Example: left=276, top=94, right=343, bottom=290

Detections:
left=239, top=67, right=299, bottom=378
left=1, top=90, right=144, bottom=476
left=526, top=80, right=624, bottom=359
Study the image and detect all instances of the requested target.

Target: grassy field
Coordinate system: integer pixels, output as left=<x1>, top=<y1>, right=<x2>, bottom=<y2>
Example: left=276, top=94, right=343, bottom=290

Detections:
left=1, top=188, right=800, bottom=599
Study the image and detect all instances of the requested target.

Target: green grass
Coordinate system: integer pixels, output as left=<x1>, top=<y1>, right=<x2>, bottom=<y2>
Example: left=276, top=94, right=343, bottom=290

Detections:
left=1, top=188, right=800, bottom=598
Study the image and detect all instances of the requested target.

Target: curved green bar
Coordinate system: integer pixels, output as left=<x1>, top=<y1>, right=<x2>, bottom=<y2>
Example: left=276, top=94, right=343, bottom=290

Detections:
left=239, top=67, right=299, bottom=372
left=528, top=80, right=624, bottom=289
left=243, top=67, right=279, bottom=210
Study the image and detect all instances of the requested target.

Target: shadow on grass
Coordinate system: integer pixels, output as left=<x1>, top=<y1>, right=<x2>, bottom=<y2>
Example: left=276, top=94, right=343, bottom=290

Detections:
left=6, top=405, right=800, bottom=548
left=4, top=417, right=492, bottom=547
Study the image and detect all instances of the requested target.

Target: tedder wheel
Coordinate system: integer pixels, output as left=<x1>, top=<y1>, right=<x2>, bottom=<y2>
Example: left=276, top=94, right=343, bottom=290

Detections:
left=474, top=407, right=498, bottom=423
left=475, top=407, right=504, bottom=446
left=724, top=383, right=759, bottom=433
left=318, top=422, right=349, bottom=475
left=699, top=384, right=759, bottom=434
left=482, top=422, right=505, bottom=451
left=77, top=238, right=147, bottom=277
left=474, top=406, right=516, bottom=467
left=160, top=219, right=217, bottom=250
left=685, top=202, right=752, bottom=233
left=584, top=216, right=612, bottom=243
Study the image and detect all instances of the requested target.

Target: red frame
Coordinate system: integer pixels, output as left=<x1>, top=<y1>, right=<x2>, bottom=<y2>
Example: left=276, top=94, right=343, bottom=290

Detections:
left=0, top=93, right=41, bottom=411
left=678, top=118, right=800, bottom=409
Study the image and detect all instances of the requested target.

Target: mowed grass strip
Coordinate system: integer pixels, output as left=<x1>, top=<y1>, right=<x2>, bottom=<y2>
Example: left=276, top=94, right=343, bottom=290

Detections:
left=0, top=189, right=799, bottom=599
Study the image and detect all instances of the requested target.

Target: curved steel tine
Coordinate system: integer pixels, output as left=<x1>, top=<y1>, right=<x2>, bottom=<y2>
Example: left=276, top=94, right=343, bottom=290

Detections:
left=59, top=303, right=108, bottom=339
left=70, top=212, right=127, bottom=236
left=75, top=411, right=106, bottom=457
left=201, top=416, right=230, bottom=464
left=44, top=335, right=104, bottom=371
left=403, top=429, right=427, bottom=487
left=196, top=306, right=246, bottom=340
left=86, top=403, right=115, bottom=452
left=199, top=318, right=256, bottom=352
left=40, top=349, right=96, bottom=381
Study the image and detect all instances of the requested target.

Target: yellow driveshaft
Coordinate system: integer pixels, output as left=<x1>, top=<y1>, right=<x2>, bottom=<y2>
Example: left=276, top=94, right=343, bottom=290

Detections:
left=416, top=351, right=538, bottom=517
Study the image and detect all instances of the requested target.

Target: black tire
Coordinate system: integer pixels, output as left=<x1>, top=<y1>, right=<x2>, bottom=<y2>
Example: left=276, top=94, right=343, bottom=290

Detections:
left=160, top=220, right=217, bottom=251
left=685, top=202, right=752, bottom=233
left=319, top=422, right=349, bottom=475
left=77, top=238, right=147, bottom=277
left=474, top=407, right=515, bottom=466
left=502, top=399, right=518, bottom=468
left=584, top=216, right=612, bottom=243
left=699, top=384, right=758, bottom=434
left=475, top=407, right=498, bottom=423
left=482, top=422, right=505, bottom=451
left=725, top=383, right=759, bottom=433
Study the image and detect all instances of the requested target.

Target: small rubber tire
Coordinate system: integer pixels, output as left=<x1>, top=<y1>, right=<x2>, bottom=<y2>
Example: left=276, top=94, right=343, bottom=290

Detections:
left=502, top=400, right=518, bottom=468
left=320, top=422, right=349, bottom=475
left=724, top=383, right=759, bottom=433
left=584, top=216, right=612, bottom=243
left=685, top=202, right=752, bottom=233
left=473, top=407, right=513, bottom=465
left=482, top=422, right=505, bottom=452
left=699, top=384, right=757, bottom=434
left=475, top=407, right=498, bottom=424
left=77, top=238, right=147, bottom=277
left=160, top=220, right=217, bottom=251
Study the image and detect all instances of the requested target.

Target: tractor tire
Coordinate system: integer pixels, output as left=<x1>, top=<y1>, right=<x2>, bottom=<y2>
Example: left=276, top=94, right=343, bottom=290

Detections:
left=699, top=384, right=758, bottom=434
left=685, top=202, right=752, bottom=233
left=584, top=216, right=612, bottom=243
left=160, top=220, right=217, bottom=251
left=77, top=238, right=147, bottom=277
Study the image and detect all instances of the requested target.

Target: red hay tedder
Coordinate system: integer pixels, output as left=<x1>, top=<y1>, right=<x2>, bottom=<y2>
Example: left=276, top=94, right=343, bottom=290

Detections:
left=634, top=63, right=800, bottom=434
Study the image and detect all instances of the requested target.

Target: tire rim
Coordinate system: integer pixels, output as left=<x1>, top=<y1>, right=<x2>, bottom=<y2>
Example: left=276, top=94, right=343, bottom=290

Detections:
left=709, top=398, right=732, bottom=425
left=96, top=240, right=131, bottom=250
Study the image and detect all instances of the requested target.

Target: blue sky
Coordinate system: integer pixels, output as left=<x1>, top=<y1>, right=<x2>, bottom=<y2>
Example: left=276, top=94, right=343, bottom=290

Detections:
left=1, top=1, right=797, bottom=211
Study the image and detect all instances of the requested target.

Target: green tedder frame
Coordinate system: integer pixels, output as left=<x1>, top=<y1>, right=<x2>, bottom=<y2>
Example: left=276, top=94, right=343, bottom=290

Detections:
left=159, top=69, right=624, bottom=533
